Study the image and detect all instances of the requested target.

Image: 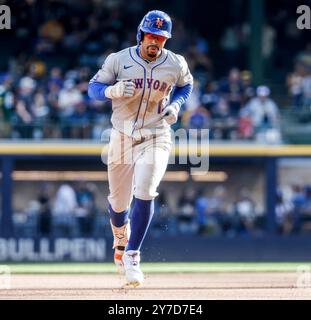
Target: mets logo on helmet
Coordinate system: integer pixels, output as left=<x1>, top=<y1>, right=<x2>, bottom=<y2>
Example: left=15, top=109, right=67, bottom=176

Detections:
left=155, top=18, right=164, bottom=28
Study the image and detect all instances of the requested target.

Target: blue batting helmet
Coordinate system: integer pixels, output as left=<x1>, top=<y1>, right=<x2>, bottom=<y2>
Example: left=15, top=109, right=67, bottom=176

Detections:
left=136, top=10, right=172, bottom=44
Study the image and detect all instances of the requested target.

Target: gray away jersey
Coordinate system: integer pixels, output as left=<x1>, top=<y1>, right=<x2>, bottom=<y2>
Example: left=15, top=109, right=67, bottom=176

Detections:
left=91, top=46, right=193, bottom=138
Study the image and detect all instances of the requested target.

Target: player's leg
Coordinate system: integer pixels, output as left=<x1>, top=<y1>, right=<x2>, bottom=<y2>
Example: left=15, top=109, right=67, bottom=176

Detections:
left=129, top=138, right=170, bottom=249
left=108, top=163, right=134, bottom=271
left=107, top=129, right=135, bottom=271
left=122, top=135, right=171, bottom=286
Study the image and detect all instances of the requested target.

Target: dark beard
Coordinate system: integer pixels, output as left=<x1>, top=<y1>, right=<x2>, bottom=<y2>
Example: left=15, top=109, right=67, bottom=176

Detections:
left=147, top=46, right=159, bottom=58
left=147, top=52, right=157, bottom=58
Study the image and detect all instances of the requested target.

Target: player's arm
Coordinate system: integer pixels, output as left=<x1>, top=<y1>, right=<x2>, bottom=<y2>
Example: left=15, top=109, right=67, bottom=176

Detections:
left=88, top=53, right=135, bottom=101
left=88, top=81, right=110, bottom=101
left=171, top=83, right=193, bottom=109
left=162, top=56, right=193, bottom=125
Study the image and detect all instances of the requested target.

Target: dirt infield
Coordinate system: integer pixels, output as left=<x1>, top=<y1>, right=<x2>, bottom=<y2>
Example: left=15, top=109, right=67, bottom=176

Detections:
left=0, top=273, right=310, bottom=299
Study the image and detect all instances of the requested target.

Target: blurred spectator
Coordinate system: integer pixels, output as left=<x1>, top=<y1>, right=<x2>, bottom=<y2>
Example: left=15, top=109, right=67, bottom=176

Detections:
left=291, top=184, right=307, bottom=233
left=52, top=183, right=77, bottom=236
left=196, top=186, right=231, bottom=234
left=35, top=19, right=65, bottom=56
left=296, top=43, right=311, bottom=70
left=0, top=74, right=14, bottom=137
left=200, top=81, right=219, bottom=113
left=232, top=188, right=257, bottom=236
left=58, top=79, right=84, bottom=137
left=244, top=86, right=280, bottom=142
left=237, top=111, right=254, bottom=139
left=48, top=67, right=63, bottom=89
left=38, top=187, right=52, bottom=236
left=301, top=69, right=311, bottom=107
left=237, top=72, right=254, bottom=141
left=195, top=189, right=209, bottom=235
left=286, top=62, right=307, bottom=108
left=241, top=70, right=255, bottom=104
left=218, top=68, right=244, bottom=117
left=275, top=189, right=294, bottom=234
left=58, top=79, right=83, bottom=118
left=299, top=185, right=311, bottom=233
left=287, top=43, right=311, bottom=109
left=212, top=97, right=237, bottom=140
left=53, top=183, right=77, bottom=215
left=14, top=76, right=37, bottom=138
left=40, top=19, right=65, bottom=43
left=29, top=60, right=47, bottom=79
left=70, top=101, right=90, bottom=139
left=75, top=182, right=97, bottom=236
left=282, top=184, right=311, bottom=234
left=176, top=187, right=197, bottom=234
left=182, top=106, right=211, bottom=137
left=32, top=91, right=49, bottom=118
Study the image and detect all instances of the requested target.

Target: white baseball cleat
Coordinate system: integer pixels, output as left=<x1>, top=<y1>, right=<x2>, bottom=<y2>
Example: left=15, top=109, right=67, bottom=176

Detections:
left=110, top=220, right=131, bottom=274
left=122, top=250, right=144, bottom=287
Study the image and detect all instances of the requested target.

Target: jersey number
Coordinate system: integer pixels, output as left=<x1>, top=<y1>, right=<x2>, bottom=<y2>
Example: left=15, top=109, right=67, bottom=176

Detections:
left=158, top=99, right=164, bottom=114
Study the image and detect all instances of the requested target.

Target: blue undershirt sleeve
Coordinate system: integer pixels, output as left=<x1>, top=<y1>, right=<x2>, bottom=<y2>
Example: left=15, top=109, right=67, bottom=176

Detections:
left=88, top=81, right=110, bottom=101
left=171, top=83, right=193, bottom=108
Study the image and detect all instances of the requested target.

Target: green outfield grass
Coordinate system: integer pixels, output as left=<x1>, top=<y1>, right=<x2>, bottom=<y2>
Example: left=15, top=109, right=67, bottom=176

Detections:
left=2, top=262, right=311, bottom=274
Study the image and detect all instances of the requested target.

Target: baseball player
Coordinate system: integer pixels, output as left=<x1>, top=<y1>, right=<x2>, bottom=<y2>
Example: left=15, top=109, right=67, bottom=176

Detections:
left=88, top=10, right=193, bottom=286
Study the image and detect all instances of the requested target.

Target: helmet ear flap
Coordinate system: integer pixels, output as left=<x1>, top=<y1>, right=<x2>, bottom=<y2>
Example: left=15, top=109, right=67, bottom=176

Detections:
left=136, top=30, right=145, bottom=45
left=136, top=22, right=143, bottom=44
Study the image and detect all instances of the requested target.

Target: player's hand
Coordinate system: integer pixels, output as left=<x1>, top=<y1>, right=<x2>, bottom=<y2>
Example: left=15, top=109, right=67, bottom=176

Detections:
left=161, top=102, right=179, bottom=125
left=105, top=80, right=135, bottom=99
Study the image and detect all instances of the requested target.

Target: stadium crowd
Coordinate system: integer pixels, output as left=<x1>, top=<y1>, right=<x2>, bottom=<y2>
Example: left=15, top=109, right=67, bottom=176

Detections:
left=13, top=181, right=311, bottom=238
left=13, top=181, right=265, bottom=238
left=276, top=184, right=311, bottom=235
left=0, top=65, right=282, bottom=142
left=2, top=0, right=310, bottom=143
left=286, top=43, right=311, bottom=109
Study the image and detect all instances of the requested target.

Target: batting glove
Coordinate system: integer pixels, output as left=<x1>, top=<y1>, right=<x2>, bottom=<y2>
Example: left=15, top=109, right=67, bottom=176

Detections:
left=161, top=102, right=180, bottom=125
left=105, top=80, right=135, bottom=99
